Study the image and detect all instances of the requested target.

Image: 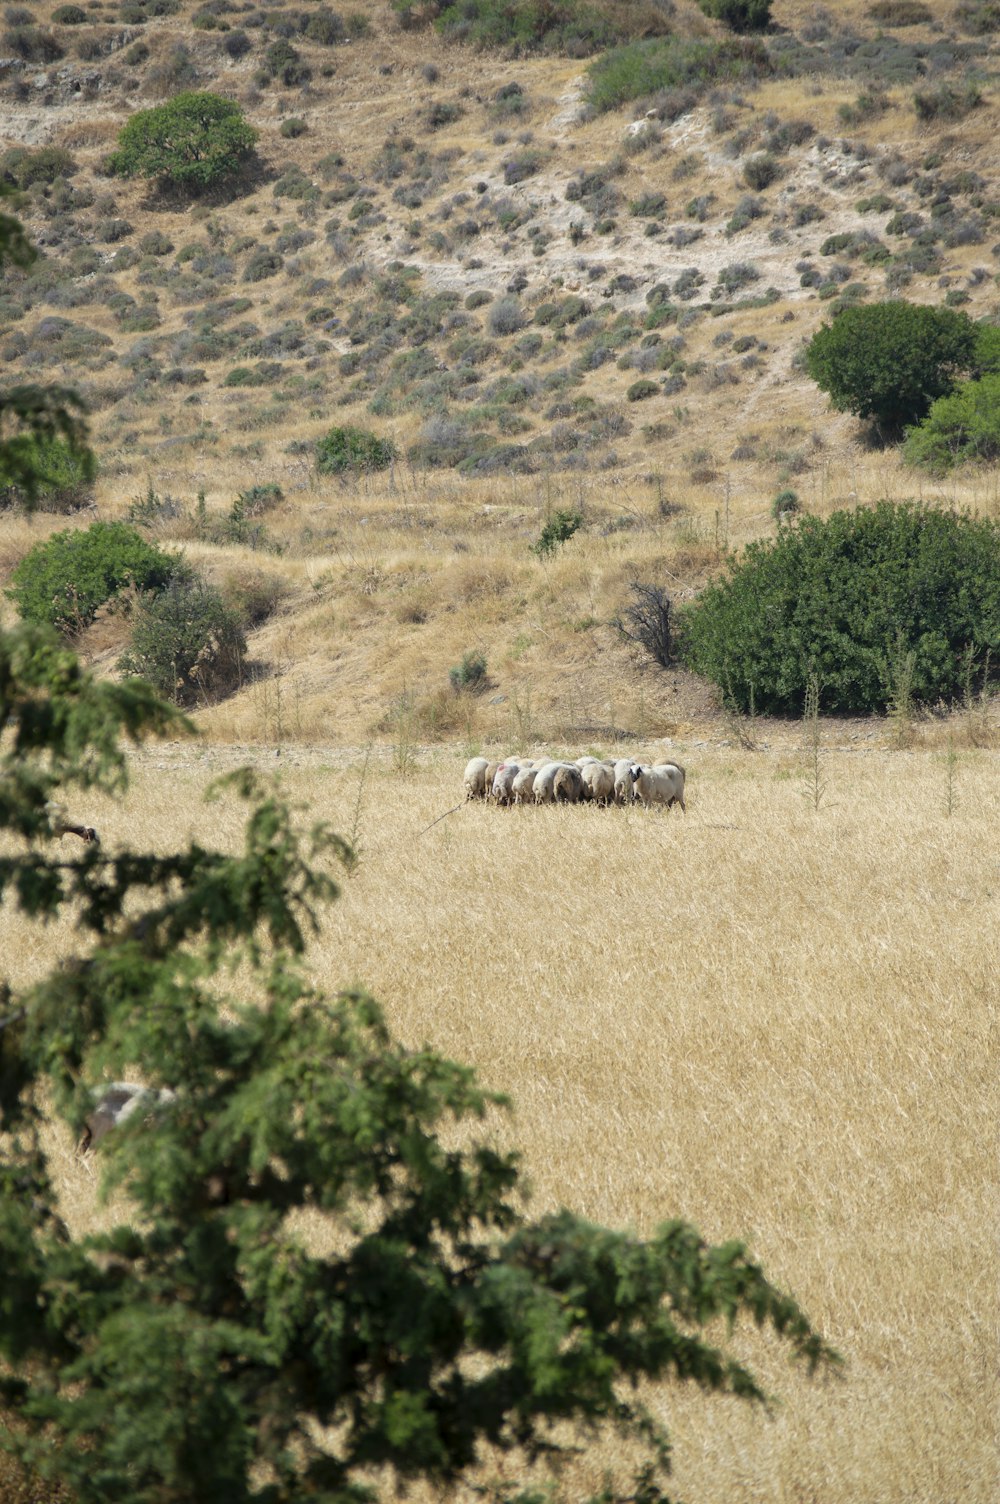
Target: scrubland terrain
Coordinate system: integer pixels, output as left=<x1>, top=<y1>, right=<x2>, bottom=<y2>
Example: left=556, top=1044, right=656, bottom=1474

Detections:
left=2, top=0, right=999, bottom=1499
left=2, top=0, right=1000, bottom=739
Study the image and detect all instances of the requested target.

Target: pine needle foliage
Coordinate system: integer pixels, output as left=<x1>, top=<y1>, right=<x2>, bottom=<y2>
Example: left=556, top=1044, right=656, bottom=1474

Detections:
left=0, top=630, right=840, bottom=1504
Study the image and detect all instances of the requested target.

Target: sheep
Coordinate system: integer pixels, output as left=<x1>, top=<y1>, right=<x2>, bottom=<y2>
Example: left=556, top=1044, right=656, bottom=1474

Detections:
left=492, top=762, right=521, bottom=807
left=483, top=761, right=501, bottom=801
left=81, top=1081, right=177, bottom=1151
left=581, top=761, right=614, bottom=805
left=512, top=765, right=539, bottom=804
left=553, top=765, right=583, bottom=804
left=532, top=762, right=569, bottom=804
left=46, top=800, right=99, bottom=845
left=463, top=757, right=490, bottom=801
left=631, top=762, right=686, bottom=812
left=613, top=759, right=637, bottom=805
left=576, top=756, right=601, bottom=769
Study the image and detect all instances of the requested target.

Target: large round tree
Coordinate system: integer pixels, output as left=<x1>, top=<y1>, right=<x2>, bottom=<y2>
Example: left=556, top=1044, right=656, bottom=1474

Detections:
left=678, top=500, right=1000, bottom=714
left=108, top=91, right=258, bottom=192
left=805, top=301, right=977, bottom=432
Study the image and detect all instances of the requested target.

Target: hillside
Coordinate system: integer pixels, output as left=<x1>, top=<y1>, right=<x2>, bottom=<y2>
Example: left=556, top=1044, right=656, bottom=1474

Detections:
left=2, top=0, right=1000, bottom=743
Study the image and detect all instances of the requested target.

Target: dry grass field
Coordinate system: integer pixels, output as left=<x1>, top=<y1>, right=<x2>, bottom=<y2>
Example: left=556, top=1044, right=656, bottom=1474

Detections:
left=2, top=0, right=1000, bottom=1495
left=15, top=736, right=997, bottom=1504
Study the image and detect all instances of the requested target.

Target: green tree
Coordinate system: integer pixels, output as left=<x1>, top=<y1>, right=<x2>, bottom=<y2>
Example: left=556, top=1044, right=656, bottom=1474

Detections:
left=7, top=521, right=176, bottom=636
left=0, top=627, right=840, bottom=1504
left=0, top=185, right=92, bottom=505
left=697, top=0, right=772, bottom=32
left=678, top=501, right=1000, bottom=714
left=903, top=373, right=1000, bottom=473
left=108, top=91, right=258, bottom=191
left=805, top=300, right=978, bottom=432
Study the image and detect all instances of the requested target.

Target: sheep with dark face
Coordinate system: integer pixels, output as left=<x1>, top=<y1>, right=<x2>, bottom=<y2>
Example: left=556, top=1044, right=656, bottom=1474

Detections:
left=631, top=763, right=686, bottom=812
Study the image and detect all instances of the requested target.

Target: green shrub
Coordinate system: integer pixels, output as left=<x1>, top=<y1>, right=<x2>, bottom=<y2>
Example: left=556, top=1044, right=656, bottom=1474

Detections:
left=424, top=0, right=642, bottom=55
left=771, top=488, right=800, bottom=519
left=315, top=424, right=397, bottom=475
left=7, top=521, right=176, bottom=636
left=696, top=0, right=772, bottom=32
left=243, top=248, right=284, bottom=282
left=449, top=650, right=488, bottom=692
left=531, top=508, right=582, bottom=557
left=868, top=0, right=930, bottom=23
left=3, top=25, right=64, bottom=61
left=902, top=374, right=1000, bottom=473
left=108, top=92, right=258, bottom=191
left=0, top=146, right=76, bottom=187
left=303, top=6, right=345, bottom=43
left=52, top=3, right=88, bottom=20
left=678, top=501, right=1000, bottom=714
left=586, top=35, right=771, bottom=113
left=805, top=301, right=977, bottom=431
left=627, top=378, right=659, bottom=401
left=913, top=82, right=982, bottom=122
left=119, top=574, right=246, bottom=704
left=0, top=433, right=95, bottom=513
left=279, top=116, right=307, bottom=138
left=972, top=322, right=1000, bottom=375
left=954, top=0, right=1000, bottom=33
left=742, top=152, right=779, bottom=190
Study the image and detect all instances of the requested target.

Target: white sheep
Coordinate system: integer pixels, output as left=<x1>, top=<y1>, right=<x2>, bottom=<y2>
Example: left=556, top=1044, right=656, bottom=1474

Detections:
left=532, top=762, right=569, bottom=803
left=581, top=761, right=614, bottom=805
left=492, top=762, right=521, bottom=806
left=631, top=762, right=686, bottom=812
left=613, top=759, right=637, bottom=805
left=463, top=757, right=490, bottom=801
left=512, top=765, right=539, bottom=804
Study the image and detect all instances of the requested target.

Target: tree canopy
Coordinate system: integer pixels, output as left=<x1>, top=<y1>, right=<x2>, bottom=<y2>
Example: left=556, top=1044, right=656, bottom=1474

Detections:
left=805, top=300, right=978, bottom=432
left=108, top=91, right=258, bottom=190
left=0, top=625, right=840, bottom=1503
left=0, top=185, right=93, bottom=505
left=678, top=500, right=1000, bottom=714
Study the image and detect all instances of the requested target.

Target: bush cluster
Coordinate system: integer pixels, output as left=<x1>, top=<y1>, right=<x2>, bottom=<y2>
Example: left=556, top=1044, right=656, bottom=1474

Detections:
left=805, top=301, right=978, bottom=430
left=315, top=425, right=398, bottom=475
left=7, top=522, right=177, bottom=636
left=119, top=575, right=247, bottom=704
left=586, top=35, right=771, bottom=113
left=678, top=501, right=1000, bottom=714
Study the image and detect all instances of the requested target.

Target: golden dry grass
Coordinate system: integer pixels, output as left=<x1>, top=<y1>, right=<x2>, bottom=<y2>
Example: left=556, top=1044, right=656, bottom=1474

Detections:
left=13, top=738, right=996, bottom=1504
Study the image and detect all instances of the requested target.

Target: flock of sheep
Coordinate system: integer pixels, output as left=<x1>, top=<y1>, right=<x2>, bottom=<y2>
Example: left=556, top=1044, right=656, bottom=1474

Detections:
left=464, top=754, right=686, bottom=811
